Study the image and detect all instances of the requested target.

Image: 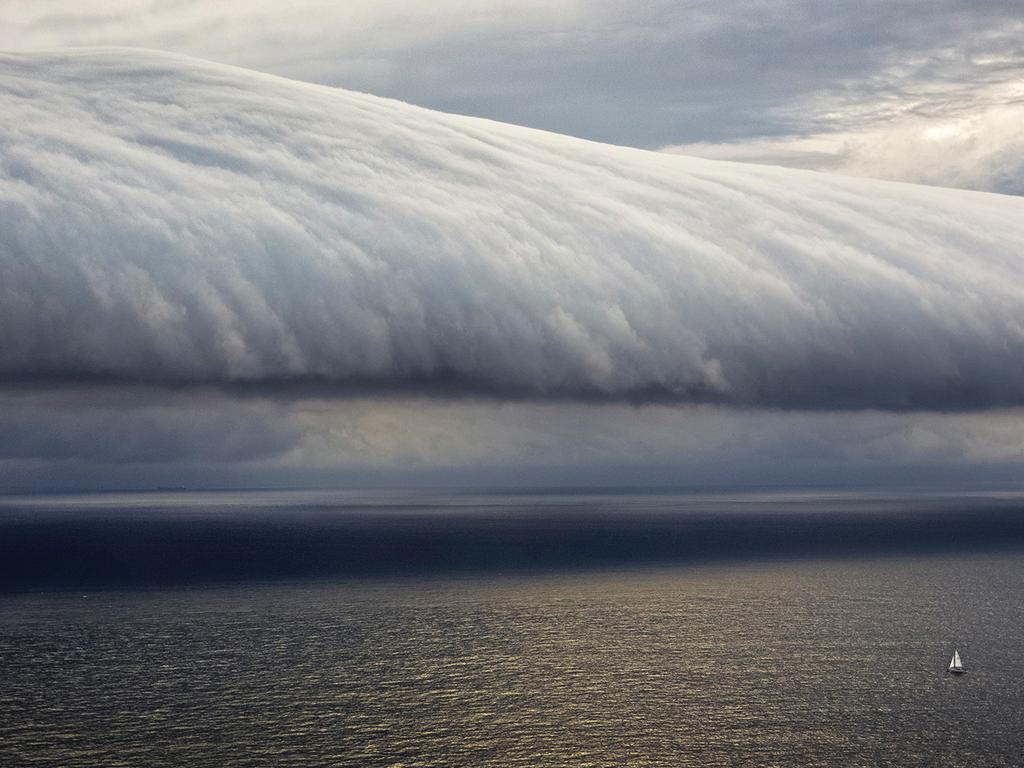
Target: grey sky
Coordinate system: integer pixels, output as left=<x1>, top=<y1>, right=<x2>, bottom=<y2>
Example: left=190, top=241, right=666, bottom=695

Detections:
left=2, top=1, right=1022, bottom=147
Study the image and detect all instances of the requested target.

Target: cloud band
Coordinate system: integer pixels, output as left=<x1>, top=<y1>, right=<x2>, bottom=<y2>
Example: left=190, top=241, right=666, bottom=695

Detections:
left=4, top=49, right=1024, bottom=410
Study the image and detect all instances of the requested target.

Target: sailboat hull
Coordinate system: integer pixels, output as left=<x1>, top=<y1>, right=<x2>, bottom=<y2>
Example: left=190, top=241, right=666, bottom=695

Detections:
left=949, top=668, right=966, bottom=675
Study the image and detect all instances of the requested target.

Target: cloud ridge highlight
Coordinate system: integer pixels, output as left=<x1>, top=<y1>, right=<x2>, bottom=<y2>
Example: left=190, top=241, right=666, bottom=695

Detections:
left=4, top=49, right=1024, bottom=409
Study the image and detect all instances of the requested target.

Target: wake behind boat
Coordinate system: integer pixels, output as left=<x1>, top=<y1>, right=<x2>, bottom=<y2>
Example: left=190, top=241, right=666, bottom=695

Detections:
left=949, top=649, right=965, bottom=674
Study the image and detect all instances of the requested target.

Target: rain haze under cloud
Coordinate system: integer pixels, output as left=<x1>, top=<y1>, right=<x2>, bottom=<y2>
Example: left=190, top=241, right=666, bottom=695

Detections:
left=8, top=387, right=1024, bottom=493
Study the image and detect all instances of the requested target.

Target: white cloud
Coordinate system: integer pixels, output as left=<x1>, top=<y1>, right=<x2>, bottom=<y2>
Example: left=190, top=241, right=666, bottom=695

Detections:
left=4, top=49, right=1024, bottom=411
left=666, top=81, right=1024, bottom=195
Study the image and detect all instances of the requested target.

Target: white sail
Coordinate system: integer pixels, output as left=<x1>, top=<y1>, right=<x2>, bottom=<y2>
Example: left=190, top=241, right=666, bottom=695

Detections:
left=950, top=650, right=962, bottom=669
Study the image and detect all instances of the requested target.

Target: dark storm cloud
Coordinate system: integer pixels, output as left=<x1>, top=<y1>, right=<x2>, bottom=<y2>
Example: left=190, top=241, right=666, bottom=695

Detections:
left=4, top=49, right=1024, bottom=411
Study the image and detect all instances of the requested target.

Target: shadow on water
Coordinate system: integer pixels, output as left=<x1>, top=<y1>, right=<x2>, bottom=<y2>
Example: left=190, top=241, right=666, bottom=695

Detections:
left=3, top=490, right=1024, bottom=591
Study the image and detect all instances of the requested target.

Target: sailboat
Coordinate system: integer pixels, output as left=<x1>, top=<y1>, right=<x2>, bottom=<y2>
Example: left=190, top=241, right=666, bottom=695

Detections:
left=948, top=649, right=965, bottom=675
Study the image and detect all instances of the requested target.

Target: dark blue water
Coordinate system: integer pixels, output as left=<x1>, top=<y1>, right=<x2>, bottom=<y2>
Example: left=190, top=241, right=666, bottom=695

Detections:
left=4, top=489, right=1024, bottom=590
left=2, top=491, right=1024, bottom=766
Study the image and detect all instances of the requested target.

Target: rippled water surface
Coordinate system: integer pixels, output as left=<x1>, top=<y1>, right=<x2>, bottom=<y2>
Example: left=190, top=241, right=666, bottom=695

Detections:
left=3, top=552, right=1024, bottom=766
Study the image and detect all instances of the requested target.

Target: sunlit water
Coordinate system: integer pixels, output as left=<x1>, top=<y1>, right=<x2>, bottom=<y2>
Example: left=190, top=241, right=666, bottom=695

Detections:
left=3, top=552, right=1023, bottom=766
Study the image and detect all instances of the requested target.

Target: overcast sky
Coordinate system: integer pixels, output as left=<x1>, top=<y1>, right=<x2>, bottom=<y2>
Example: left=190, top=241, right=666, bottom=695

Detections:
left=2, top=4, right=1023, bottom=491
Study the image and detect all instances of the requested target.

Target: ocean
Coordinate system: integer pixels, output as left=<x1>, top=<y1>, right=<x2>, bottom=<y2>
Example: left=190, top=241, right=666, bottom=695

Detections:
left=2, top=490, right=1023, bottom=766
